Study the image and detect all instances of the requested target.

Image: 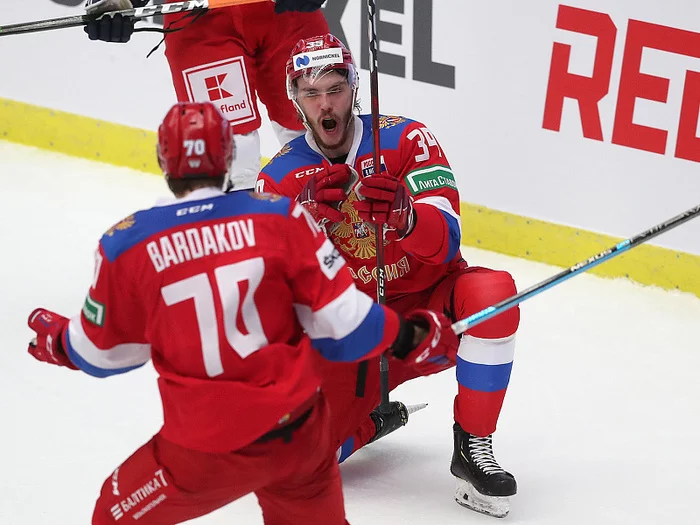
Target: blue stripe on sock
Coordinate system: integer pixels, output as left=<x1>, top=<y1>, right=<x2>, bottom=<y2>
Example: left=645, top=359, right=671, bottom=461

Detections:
left=456, top=355, right=513, bottom=393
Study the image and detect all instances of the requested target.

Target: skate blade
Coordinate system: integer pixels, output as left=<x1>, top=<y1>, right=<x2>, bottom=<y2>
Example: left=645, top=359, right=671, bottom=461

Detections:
left=454, top=478, right=510, bottom=518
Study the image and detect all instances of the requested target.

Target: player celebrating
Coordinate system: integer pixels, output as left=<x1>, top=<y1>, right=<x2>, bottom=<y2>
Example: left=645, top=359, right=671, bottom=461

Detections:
left=257, top=34, right=521, bottom=518
left=25, top=101, right=458, bottom=525
left=84, top=0, right=328, bottom=189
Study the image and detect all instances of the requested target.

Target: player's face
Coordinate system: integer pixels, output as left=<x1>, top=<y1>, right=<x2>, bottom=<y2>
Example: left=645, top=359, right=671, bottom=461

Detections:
left=296, top=71, right=354, bottom=157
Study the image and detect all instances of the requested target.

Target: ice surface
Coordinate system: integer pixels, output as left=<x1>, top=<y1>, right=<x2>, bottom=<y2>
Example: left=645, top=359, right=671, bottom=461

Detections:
left=1, top=141, right=698, bottom=524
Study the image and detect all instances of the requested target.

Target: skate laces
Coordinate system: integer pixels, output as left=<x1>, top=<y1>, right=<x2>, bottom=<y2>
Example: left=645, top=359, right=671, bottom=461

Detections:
left=466, top=435, right=505, bottom=475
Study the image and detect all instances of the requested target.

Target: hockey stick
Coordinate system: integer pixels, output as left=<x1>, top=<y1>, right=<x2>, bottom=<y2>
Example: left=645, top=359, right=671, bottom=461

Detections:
left=451, top=203, right=700, bottom=336
left=366, top=0, right=390, bottom=407
left=0, top=0, right=266, bottom=37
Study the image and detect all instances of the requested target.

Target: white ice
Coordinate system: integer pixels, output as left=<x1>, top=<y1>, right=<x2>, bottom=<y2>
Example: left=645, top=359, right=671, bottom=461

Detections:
left=1, top=141, right=699, bottom=525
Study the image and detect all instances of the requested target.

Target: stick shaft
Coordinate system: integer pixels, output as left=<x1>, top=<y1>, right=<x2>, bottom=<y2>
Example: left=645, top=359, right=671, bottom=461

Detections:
left=366, top=0, right=390, bottom=406
left=452, top=204, right=700, bottom=335
left=0, top=0, right=267, bottom=36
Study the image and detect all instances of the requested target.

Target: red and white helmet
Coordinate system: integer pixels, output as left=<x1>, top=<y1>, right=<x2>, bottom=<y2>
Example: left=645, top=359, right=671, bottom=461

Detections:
left=157, top=102, right=234, bottom=179
left=285, top=33, right=359, bottom=116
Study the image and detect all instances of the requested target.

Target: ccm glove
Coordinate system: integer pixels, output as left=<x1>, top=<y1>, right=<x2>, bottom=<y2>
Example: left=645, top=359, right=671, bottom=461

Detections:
left=273, top=0, right=326, bottom=14
left=27, top=308, right=78, bottom=370
left=355, top=176, right=415, bottom=239
left=298, top=164, right=357, bottom=224
left=84, top=0, right=146, bottom=43
left=391, top=309, right=459, bottom=375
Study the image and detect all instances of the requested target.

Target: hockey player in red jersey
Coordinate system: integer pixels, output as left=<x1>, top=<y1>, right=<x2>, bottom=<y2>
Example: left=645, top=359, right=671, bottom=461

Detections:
left=85, top=0, right=328, bottom=189
left=25, top=101, right=459, bottom=525
left=256, top=34, right=521, bottom=518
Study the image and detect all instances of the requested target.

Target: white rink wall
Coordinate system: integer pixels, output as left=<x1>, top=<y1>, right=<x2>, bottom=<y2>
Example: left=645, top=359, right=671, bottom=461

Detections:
left=1, top=1, right=699, bottom=254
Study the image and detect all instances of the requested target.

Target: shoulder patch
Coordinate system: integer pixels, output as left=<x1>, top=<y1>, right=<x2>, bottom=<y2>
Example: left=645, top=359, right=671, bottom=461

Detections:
left=271, top=143, right=292, bottom=160
left=359, top=114, right=414, bottom=151
left=249, top=192, right=285, bottom=203
left=105, top=214, right=136, bottom=237
left=379, top=115, right=407, bottom=129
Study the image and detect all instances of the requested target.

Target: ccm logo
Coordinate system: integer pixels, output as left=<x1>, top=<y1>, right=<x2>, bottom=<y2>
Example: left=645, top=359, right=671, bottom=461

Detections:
left=176, top=204, right=214, bottom=216
left=543, top=4, right=700, bottom=163
left=295, top=167, right=324, bottom=179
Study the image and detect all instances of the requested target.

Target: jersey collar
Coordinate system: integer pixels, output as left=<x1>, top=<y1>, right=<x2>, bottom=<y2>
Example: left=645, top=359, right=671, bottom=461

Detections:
left=153, top=187, right=226, bottom=208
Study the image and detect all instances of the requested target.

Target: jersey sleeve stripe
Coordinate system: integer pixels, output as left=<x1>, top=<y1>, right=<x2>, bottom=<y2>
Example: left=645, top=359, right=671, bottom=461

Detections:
left=414, top=195, right=461, bottom=232
left=310, top=302, right=391, bottom=361
left=64, top=317, right=151, bottom=378
left=415, top=195, right=462, bottom=262
left=293, top=284, right=373, bottom=340
left=294, top=285, right=394, bottom=361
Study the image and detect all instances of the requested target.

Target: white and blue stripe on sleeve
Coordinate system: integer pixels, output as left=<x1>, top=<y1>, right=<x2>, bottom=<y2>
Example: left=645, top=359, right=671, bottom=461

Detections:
left=414, top=195, right=462, bottom=262
left=64, top=317, right=151, bottom=378
left=294, top=285, right=387, bottom=361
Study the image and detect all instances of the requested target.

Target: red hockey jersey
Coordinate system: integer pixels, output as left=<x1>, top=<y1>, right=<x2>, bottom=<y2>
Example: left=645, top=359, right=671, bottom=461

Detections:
left=61, top=188, right=400, bottom=452
left=257, top=114, right=463, bottom=303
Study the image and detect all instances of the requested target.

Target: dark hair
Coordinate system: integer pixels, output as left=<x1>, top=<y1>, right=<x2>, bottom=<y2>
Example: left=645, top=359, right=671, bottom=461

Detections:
left=167, top=175, right=225, bottom=197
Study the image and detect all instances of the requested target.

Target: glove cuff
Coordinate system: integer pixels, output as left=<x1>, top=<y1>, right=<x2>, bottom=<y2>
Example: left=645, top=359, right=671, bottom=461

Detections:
left=390, top=317, right=417, bottom=360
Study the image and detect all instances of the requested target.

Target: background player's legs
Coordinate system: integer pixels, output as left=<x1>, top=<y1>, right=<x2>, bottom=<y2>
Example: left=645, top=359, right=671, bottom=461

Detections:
left=163, top=6, right=264, bottom=188
left=256, top=10, right=330, bottom=145
left=256, top=398, right=350, bottom=525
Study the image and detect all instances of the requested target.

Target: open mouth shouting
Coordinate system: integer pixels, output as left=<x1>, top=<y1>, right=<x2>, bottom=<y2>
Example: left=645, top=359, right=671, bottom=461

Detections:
left=321, top=117, right=338, bottom=134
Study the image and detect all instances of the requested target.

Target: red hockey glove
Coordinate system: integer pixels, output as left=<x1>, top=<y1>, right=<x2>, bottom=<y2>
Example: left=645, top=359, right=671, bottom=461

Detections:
left=391, top=309, right=459, bottom=375
left=355, top=176, right=415, bottom=239
left=27, top=308, right=78, bottom=370
left=298, top=164, right=357, bottom=224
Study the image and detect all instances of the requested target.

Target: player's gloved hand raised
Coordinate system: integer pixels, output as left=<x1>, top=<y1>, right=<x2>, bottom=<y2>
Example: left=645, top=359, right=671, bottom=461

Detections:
left=84, top=0, right=144, bottom=43
left=355, top=176, right=415, bottom=239
left=391, top=309, right=458, bottom=375
left=298, top=164, right=357, bottom=225
left=27, top=308, right=78, bottom=370
left=273, top=0, right=326, bottom=14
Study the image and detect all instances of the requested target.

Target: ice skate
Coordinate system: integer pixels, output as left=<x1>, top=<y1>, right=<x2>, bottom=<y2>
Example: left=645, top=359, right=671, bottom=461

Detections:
left=450, top=423, right=516, bottom=518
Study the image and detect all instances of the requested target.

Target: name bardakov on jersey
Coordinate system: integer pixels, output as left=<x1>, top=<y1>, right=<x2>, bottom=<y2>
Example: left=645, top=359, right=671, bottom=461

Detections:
left=147, top=219, right=256, bottom=272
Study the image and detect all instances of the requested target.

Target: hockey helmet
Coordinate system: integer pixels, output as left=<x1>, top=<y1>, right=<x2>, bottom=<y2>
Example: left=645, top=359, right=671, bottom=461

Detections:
left=285, top=33, right=359, bottom=104
left=157, top=102, right=234, bottom=179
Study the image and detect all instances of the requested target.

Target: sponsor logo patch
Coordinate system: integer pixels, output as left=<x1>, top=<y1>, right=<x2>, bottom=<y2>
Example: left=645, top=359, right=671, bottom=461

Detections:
left=316, top=239, right=346, bottom=280
left=293, top=48, right=344, bottom=71
left=359, top=157, right=387, bottom=177
left=82, top=293, right=105, bottom=326
left=405, top=166, right=457, bottom=195
left=183, top=57, right=256, bottom=126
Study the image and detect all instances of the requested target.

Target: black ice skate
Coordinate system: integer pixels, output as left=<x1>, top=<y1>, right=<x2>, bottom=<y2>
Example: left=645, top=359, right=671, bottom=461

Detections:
left=450, top=422, right=516, bottom=518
